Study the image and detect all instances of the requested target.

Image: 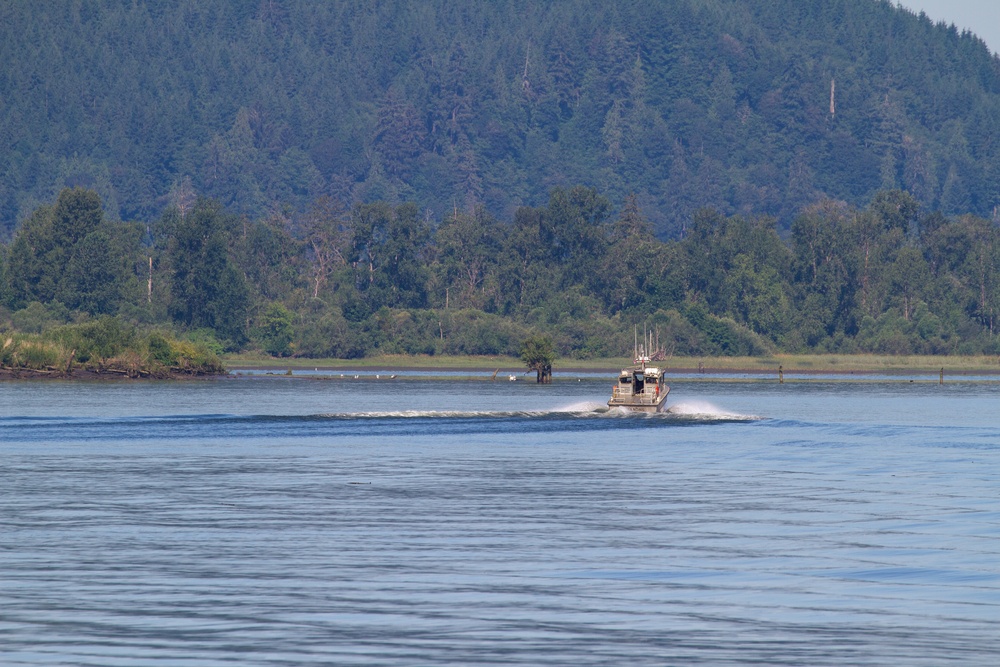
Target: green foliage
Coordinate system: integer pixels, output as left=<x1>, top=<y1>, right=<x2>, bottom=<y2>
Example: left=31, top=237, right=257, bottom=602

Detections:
left=166, top=339, right=225, bottom=375
left=147, top=332, right=177, bottom=366
left=52, top=188, right=103, bottom=248
left=0, top=245, right=7, bottom=308
left=6, top=205, right=59, bottom=307
left=1, top=315, right=222, bottom=375
left=253, top=303, right=295, bottom=357
left=680, top=303, right=774, bottom=357
left=440, top=310, right=527, bottom=356
left=0, top=335, right=61, bottom=369
left=520, top=336, right=556, bottom=374
left=349, top=202, right=431, bottom=310
left=166, top=199, right=249, bottom=346
left=11, top=302, right=71, bottom=334
left=10, top=176, right=1000, bottom=360
left=296, top=311, right=367, bottom=359
left=185, top=329, right=226, bottom=357
left=60, top=222, right=144, bottom=314
left=46, top=316, right=139, bottom=362
left=4, top=189, right=142, bottom=315
left=4, top=1, right=1000, bottom=239
left=432, top=208, right=503, bottom=311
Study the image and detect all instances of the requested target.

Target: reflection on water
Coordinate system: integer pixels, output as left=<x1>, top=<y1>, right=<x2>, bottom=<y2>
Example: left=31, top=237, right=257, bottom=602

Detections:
left=2, top=379, right=1000, bottom=665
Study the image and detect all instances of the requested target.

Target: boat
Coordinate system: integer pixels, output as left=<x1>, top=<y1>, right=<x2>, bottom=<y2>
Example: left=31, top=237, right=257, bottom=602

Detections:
left=608, top=331, right=669, bottom=413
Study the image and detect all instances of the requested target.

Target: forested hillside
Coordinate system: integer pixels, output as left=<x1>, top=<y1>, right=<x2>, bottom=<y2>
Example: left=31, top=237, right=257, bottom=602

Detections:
left=4, top=0, right=1000, bottom=361
left=2, top=0, right=1000, bottom=237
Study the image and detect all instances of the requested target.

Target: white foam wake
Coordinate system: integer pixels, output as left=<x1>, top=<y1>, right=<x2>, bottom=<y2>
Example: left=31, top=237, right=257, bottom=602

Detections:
left=666, top=400, right=761, bottom=420
left=313, top=401, right=761, bottom=421
left=316, top=410, right=519, bottom=419
left=314, top=408, right=599, bottom=419
left=551, top=400, right=607, bottom=413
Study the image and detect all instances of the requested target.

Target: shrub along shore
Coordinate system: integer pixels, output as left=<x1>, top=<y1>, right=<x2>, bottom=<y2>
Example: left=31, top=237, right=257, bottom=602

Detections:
left=1, top=317, right=223, bottom=379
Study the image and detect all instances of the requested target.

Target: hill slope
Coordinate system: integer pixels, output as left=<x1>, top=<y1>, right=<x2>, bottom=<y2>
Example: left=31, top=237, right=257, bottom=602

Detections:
left=1, top=0, right=999, bottom=235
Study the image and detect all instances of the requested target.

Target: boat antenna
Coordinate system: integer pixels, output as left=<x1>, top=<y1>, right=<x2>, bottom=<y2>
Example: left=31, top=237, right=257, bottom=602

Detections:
left=634, top=322, right=650, bottom=368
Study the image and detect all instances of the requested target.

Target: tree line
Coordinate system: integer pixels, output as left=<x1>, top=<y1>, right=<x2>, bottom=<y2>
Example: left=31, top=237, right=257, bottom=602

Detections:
left=2, top=186, right=999, bottom=359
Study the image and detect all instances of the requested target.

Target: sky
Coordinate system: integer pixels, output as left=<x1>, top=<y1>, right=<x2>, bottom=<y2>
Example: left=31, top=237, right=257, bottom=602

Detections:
left=895, top=0, right=1000, bottom=55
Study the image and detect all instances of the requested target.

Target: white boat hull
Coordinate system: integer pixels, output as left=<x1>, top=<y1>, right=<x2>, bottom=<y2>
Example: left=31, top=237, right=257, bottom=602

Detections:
left=608, top=387, right=669, bottom=413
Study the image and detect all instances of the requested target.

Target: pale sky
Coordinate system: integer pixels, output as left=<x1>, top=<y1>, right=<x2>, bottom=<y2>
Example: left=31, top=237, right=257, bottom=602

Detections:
left=895, top=0, right=1000, bottom=55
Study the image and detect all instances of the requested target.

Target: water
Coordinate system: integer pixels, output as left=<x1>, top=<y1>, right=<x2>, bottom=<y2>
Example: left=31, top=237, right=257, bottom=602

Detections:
left=2, top=377, right=1000, bottom=665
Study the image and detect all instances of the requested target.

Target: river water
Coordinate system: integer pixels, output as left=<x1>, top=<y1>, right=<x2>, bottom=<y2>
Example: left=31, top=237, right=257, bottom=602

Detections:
left=2, top=376, right=999, bottom=665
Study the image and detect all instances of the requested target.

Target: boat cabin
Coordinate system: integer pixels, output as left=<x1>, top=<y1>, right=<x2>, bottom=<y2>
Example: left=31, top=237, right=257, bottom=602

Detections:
left=617, top=367, right=663, bottom=396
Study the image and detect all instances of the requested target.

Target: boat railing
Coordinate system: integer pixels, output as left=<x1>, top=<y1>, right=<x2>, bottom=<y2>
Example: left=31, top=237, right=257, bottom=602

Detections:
left=610, top=386, right=660, bottom=404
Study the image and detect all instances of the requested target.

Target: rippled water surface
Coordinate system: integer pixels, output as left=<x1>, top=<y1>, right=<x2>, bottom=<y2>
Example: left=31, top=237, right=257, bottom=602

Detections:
left=2, top=377, right=1000, bottom=665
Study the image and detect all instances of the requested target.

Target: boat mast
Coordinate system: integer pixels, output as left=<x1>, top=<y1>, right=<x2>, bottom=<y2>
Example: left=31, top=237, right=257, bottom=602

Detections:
left=634, top=323, right=650, bottom=370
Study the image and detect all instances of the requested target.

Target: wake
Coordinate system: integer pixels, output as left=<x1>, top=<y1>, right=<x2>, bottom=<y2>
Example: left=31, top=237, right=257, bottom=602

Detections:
left=315, top=399, right=761, bottom=422
left=665, top=400, right=762, bottom=421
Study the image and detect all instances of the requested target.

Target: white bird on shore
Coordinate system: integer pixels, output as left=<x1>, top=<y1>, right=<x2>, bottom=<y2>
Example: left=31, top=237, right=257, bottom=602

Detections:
left=508, top=375, right=516, bottom=381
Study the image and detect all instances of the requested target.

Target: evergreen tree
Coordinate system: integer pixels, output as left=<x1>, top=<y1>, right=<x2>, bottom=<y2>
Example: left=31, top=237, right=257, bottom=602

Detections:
left=166, top=199, right=250, bottom=345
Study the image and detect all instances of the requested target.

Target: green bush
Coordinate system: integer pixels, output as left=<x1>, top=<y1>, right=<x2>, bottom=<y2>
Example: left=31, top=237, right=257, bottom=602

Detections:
left=147, top=332, right=177, bottom=366
left=45, top=316, right=138, bottom=362
left=186, top=328, right=225, bottom=356
left=1, top=335, right=19, bottom=366
left=295, top=312, right=366, bottom=358
left=169, top=339, right=225, bottom=373
left=17, top=341, right=61, bottom=368
left=252, top=303, right=295, bottom=357
left=11, top=302, right=71, bottom=333
left=440, top=310, right=526, bottom=356
left=680, top=304, right=773, bottom=356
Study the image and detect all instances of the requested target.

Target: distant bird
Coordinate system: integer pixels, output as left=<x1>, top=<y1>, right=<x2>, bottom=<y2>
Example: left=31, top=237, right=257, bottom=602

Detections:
left=376, top=374, right=380, bottom=379
left=390, top=374, right=397, bottom=379
left=508, top=375, right=517, bottom=381
left=354, top=375, right=360, bottom=379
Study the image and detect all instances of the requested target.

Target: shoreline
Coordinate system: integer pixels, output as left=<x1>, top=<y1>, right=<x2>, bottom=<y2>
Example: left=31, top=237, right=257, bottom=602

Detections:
left=5, top=354, right=1000, bottom=380
left=0, top=367, right=223, bottom=381
left=226, top=365, right=1000, bottom=385
left=224, top=353, right=1000, bottom=376
left=227, top=365, right=1000, bottom=377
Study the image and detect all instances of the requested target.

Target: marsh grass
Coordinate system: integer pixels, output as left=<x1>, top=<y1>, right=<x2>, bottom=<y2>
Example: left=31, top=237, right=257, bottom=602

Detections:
left=2, top=337, right=62, bottom=369
left=1, top=321, right=223, bottom=377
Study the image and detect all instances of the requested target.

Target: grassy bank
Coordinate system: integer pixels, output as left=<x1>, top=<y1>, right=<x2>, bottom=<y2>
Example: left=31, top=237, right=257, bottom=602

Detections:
left=1, top=318, right=225, bottom=379
left=223, top=353, right=1000, bottom=374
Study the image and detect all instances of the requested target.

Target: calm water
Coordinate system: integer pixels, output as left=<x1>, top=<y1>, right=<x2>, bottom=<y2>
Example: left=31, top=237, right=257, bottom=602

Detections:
left=2, top=377, right=1000, bottom=665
